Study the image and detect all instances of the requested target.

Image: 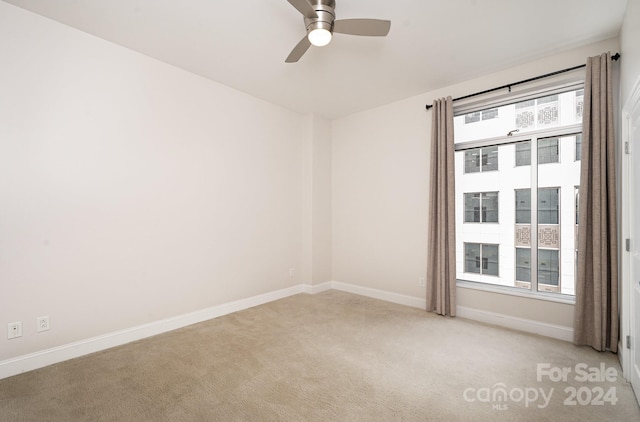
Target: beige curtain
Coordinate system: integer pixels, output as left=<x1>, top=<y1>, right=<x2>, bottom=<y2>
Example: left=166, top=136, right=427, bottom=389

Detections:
left=426, top=97, right=456, bottom=316
left=574, top=52, right=618, bottom=352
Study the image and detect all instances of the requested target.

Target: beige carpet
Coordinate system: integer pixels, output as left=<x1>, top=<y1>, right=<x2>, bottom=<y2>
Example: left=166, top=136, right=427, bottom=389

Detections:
left=1, top=290, right=639, bottom=421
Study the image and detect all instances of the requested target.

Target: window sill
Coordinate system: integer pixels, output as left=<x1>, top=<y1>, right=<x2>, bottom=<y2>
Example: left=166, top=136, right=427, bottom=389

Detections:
left=456, top=279, right=576, bottom=305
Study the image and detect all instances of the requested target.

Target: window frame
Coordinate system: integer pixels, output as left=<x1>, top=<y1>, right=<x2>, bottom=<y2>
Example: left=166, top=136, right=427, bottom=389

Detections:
left=463, top=191, right=500, bottom=223
left=455, top=123, right=582, bottom=302
left=463, top=146, right=499, bottom=174
left=463, top=242, right=500, bottom=277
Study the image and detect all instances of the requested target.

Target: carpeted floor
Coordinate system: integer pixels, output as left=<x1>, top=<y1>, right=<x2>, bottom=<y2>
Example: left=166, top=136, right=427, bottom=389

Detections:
left=0, top=290, right=639, bottom=421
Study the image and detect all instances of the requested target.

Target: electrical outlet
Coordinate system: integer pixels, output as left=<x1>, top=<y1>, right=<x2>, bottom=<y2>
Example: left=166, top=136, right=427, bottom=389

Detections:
left=7, top=321, right=22, bottom=339
left=37, top=316, right=50, bottom=332
left=419, top=277, right=426, bottom=287
left=289, top=268, right=295, bottom=277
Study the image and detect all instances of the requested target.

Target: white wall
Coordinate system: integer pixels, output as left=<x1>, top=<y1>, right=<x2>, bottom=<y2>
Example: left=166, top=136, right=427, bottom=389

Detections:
left=332, top=37, right=620, bottom=328
left=0, top=3, right=310, bottom=361
left=621, top=0, right=640, bottom=99
left=310, top=116, right=333, bottom=285
left=300, top=114, right=333, bottom=288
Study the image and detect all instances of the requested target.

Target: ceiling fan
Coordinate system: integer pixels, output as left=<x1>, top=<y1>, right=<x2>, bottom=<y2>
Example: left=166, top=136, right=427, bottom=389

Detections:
left=285, top=0, right=391, bottom=63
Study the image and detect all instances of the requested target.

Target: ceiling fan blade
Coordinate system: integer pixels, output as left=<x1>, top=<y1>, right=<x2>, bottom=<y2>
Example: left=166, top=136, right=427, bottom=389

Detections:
left=333, top=19, right=391, bottom=36
left=285, top=36, right=312, bottom=63
left=286, top=0, right=318, bottom=19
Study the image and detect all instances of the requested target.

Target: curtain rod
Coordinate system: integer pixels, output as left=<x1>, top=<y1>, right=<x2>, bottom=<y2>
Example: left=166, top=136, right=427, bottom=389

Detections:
left=425, top=52, right=621, bottom=110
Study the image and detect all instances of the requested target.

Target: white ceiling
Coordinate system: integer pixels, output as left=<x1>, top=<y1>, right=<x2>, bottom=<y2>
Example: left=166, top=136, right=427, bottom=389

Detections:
left=2, top=0, right=628, bottom=119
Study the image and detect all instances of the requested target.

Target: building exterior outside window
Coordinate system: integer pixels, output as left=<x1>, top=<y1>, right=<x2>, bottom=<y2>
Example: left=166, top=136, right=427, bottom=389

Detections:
left=454, top=88, right=582, bottom=296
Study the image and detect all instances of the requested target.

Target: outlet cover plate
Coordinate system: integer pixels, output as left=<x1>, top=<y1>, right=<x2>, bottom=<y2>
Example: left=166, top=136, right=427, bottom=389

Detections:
left=8, top=321, right=23, bottom=339
left=37, top=316, right=50, bottom=332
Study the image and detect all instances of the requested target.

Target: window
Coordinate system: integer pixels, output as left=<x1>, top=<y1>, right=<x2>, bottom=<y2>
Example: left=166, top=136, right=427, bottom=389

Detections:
left=482, top=109, right=499, bottom=121
left=464, top=243, right=499, bottom=276
left=464, top=109, right=499, bottom=124
left=464, top=192, right=499, bottom=223
left=538, top=138, right=559, bottom=164
left=515, top=248, right=531, bottom=282
left=515, top=189, right=531, bottom=224
left=515, top=141, right=531, bottom=167
left=575, top=134, right=582, bottom=161
left=454, top=87, right=582, bottom=297
left=465, top=112, right=481, bottom=124
left=464, top=147, right=498, bottom=173
left=538, top=249, right=560, bottom=286
left=538, top=187, right=559, bottom=224
left=516, top=139, right=560, bottom=166
left=515, top=188, right=559, bottom=224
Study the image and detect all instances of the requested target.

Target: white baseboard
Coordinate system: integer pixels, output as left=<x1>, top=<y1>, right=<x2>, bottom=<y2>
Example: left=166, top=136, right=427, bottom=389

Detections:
left=302, top=281, right=333, bottom=294
left=330, top=281, right=425, bottom=309
left=328, top=281, right=573, bottom=341
left=456, top=305, right=574, bottom=342
left=0, top=284, right=306, bottom=380
left=0, top=281, right=574, bottom=380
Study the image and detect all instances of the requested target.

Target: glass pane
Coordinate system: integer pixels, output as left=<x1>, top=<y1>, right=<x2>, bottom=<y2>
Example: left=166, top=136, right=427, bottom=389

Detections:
left=515, top=189, right=531, bottom=224
left=482, top=146, right=498, bottom=172
left=515, top=248, right=531, bottom=282
left=515, top=141, right=531, bottom=166
left=482, top=192, right=499, bottom=222
left=482, top=244, right=499, bottom=276
left=465, top=149, right=480, bottom=173
left=538, top=137, right=559, bottom=164
left=464, top=193, right=480, bottom=222
left=465, top=243, right=481, bottom=274
left=538, top=187, right=559, bottom=224
left=538, top=249, right=559, bottom=286
left=575, top=134, right=582, bottom=161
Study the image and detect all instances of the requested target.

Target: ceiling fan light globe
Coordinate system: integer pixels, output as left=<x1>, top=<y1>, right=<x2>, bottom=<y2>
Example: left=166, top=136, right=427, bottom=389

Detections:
left=308, top=28, right=332, bottom=47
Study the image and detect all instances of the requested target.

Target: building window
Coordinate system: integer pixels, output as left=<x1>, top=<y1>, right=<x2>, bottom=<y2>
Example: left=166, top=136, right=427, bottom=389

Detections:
left=482, top=109, right=499, bottom=121
left=538, top=249, right=560, bottom=286
left=453, top=87, right=583, bottom=297
left=465, top=112, right=481, bottom=124
left=515, top=141, right=531, bottom=167
left=517, top=138, right=559, bottom=166
left=464, top=192, right=499, bottom=223
left=515, top=189, right=531, bottom=224
left=465, top=243, right=499, bottom=276
left=464, top=147, right=498, bottom=173
left=575, top=134, right=582, bottom=161
left=515, top=248, right=531, bottom=282
left=538, top=137, right=559, bottom=164
left=464, top=109, right=499, bottom=124
left=538, top=187, right=559, bottom=224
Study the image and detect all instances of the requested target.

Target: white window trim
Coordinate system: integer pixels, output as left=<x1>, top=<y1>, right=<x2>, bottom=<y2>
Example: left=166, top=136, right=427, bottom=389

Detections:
left=454, top=123, right=583, bottom=151
left=457, top=279, right=576, bottom=305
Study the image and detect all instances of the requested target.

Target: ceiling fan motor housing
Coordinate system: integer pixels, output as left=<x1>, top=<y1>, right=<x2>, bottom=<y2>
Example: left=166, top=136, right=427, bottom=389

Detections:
left=304, top=0, right=336, bottom=35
